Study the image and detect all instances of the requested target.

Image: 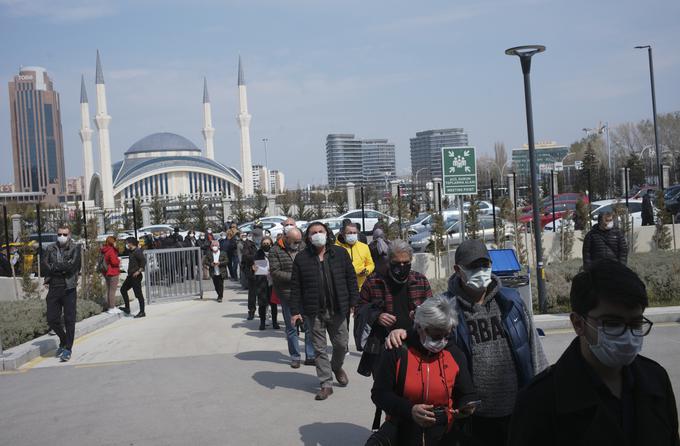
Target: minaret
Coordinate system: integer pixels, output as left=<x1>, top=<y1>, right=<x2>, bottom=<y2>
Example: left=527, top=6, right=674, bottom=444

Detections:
left=237, top=56, right=254, bottom=196
left=94, top=50, right=115, bottom=209
left=79, top=75, right=94, bottom=200
left=202, top=77, right=215, bottom=160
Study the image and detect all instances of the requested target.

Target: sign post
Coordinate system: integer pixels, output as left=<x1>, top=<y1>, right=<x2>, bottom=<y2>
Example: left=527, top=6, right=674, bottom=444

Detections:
left=442, top=147, right=478, bottom=245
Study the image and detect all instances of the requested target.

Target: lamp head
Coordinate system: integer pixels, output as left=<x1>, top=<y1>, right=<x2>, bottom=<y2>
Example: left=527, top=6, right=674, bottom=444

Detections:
left=505, top=45, right=546, bottom=57
left=634, top=45, right=651, bottom=49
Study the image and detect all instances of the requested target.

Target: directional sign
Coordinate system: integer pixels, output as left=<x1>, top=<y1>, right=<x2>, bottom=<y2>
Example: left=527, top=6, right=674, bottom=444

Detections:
left=442, top=146, right=477, bottom=195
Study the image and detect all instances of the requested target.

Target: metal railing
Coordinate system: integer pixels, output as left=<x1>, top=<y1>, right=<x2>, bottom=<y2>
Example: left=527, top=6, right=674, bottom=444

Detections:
left=143, top=247, right=203, bottom=303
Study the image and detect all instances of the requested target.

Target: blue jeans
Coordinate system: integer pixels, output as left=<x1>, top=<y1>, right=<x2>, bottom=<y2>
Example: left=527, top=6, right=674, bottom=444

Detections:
left=281, top=302, right=315, bottom=361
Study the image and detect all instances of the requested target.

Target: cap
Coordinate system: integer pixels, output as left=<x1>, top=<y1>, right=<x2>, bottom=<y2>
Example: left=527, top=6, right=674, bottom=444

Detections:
left=454, top=239, right=491, bottom=266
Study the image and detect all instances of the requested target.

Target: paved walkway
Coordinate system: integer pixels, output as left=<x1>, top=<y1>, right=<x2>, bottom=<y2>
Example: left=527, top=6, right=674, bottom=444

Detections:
left=1, top=281, right=679, bottom=445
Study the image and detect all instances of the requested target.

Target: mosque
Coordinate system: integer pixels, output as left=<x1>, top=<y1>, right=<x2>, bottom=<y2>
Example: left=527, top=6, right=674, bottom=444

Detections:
left=80, top=51, right=255, bottom=208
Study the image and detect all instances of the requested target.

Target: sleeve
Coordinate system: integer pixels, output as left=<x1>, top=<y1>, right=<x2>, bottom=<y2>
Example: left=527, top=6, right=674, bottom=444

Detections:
left=582, top=232, right=592, bottom=270
left=41, top=248, right=54, bottom=275
left=371, top=349, right=414, bottom=420
left=618, top=232, right=628, bottom=265
left=108, top=251, right=121, bottom=268
left=137, top=250, right=146, bottom=272
left=448, top=344, right=477, bottom=409
left=363, top=244, right=375, bottom=276
left=422, top=275, right=433, bottom=300
left=523, top=302, right=549, bottom=375
left=343, top=249, right=360, bottom=307
left=202, top=254, right=210, bottom=268
left=358, top=278, right=373, bottom=308
left=64, top=245, right=82, bottom=276
left=289, top=257, right=302, bottom=316
left=219, top=253, right=228, bottom=267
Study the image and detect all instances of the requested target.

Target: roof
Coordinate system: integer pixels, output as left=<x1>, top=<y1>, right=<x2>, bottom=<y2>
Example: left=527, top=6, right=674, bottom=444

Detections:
left=113, top=155, right=242, bottom=187
left=96, top=50, right=105, bottom=84
left=126, top=132, right=201, bottom=155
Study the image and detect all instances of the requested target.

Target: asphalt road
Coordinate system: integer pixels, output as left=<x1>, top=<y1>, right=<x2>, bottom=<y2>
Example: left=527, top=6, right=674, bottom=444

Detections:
left=1, top=282, right=679, bottom=446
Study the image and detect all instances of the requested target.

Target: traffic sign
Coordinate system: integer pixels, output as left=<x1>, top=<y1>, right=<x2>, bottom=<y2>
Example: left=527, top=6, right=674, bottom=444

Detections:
left=442, top=146, right=477, bottom=195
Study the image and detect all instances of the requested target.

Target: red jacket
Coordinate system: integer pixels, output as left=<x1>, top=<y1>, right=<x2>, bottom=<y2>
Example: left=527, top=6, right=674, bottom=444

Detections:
left=101, top=245, right=121, bottom=276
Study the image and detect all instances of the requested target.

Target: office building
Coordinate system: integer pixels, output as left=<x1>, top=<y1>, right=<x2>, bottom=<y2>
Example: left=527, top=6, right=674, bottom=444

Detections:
left=269, top=170, right=285, bottom=194
left=362, top=139, right=396, bottom=188
left=252, top=164, right=269, bottom=193
left=8, top=67, right=66, bottom=203
left=326, top=134, right=396, bottom=188
left=511, top=141, right=569, bottom=186
left=410, top=128, right=468, bottom=182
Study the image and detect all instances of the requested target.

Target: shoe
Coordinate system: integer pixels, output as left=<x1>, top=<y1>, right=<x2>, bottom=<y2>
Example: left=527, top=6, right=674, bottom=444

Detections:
left=259, top=321, right=266, bottom=330
left=119, top=307, right=131, bottom=315
left=247, top=311, right=255, bottom=321
left=59, top=349, right=71, bottom=362
left=106, top=308, right=120, bottom=315
left=334, top=368, right=349, bottom=387
left=55, top=347, right=64, bottom=358
left=315, top=387, right=333, bottom=401
left=272, top=322, right=281, bottom=329
left=217, top=298, right=223, bottom=303
left=304, top=358, right=316, bottom=366
left=134, top=312, right=146, bottom=318
left=290, top=360, right=301, bottom=369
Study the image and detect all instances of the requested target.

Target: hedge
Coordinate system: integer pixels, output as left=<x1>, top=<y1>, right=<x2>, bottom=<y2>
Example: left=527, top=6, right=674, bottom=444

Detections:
left=0, top=298, right=102, bottom=350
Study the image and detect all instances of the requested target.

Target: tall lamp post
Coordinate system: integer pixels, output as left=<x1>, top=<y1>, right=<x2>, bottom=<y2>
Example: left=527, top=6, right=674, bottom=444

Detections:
left=505, top=44, right=548, bottom=313
left=635, top=45, right=663, bottom=191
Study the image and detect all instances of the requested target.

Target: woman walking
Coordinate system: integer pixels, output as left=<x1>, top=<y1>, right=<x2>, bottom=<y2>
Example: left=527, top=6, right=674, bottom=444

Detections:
left=203, top=240, right=228, bottom=302
left=253, top=236, right=280, bottom=330
left=101, top=236, right=121, bottom=314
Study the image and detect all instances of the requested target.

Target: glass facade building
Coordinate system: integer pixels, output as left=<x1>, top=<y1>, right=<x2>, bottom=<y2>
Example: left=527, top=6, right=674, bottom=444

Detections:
left=410, top=128, right=468, bottom=182
left=326, top=134, right=396, bottom=189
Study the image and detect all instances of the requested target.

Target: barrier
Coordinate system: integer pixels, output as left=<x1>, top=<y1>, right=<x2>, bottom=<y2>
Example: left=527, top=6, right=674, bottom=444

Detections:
left=143, top=247, right=203, bottom=303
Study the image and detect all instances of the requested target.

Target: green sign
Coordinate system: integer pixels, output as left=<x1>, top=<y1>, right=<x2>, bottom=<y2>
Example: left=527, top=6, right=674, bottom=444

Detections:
left=442, top=146, right=477, bottom=195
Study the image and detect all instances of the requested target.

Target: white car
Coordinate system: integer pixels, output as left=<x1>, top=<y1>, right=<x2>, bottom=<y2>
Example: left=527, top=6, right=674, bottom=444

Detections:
left=408, top=209, right=461, bottom=235
left=459, top=200, right=501, bottom=216
left=337, top=209, right=395, bottom=233
left=409, top=217, right=509, bottom=253
left=238, top=221, right=285, bottom=239
left=317, top=218, right=346, bottom=236
left=545, top=199, right=652, bottom=230
left=137, top=225, right=203, bottom=240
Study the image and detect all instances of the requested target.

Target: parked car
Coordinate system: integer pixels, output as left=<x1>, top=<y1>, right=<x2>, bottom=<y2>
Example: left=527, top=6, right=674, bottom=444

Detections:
left=337, top=209, right=396, bottom=233
left=520, top=201, right=579, bottom=229
left=238, top=221, right=284, bottom=239
left=409, top=216, right=509, bottom=253
left=663, top=184, right=680, bottom=215
left=545, top=199, right=653, bottom=230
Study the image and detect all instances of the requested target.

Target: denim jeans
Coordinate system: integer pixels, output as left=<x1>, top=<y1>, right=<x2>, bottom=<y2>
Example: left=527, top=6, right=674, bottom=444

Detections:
left=281, top=302, right=315, bottom=361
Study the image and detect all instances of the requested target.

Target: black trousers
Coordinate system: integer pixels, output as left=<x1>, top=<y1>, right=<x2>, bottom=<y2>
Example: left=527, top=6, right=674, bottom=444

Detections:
left=46, top=286, right=77, bottom=350
left=247, top=277, right=257, bottom=312
left=121, top=274, right=145, bottom=313
left=457, top=414, right=511, bottom=446
left=212, top=274, right=224, bottom=299
left=227, top=253, right=238, bottom=280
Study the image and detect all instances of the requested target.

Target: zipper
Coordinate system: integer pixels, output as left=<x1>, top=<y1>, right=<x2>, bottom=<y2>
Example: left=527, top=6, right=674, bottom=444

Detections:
left=425, top=362, right=430, bottom=402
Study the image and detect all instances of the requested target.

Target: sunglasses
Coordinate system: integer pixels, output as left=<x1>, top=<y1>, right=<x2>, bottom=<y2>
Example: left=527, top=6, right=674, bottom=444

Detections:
left=57, top=232, right=69, bottom=236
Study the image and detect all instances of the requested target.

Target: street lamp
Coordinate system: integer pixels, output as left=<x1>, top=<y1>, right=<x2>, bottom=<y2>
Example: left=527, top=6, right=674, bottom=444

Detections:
left=505, top=44, right=548, bottom=313
left=635, top=45, right=663, bottom=191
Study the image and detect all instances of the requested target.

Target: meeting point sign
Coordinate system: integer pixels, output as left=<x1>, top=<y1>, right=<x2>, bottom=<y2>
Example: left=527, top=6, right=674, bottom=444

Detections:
left=441, top=146, right=478, bottom=195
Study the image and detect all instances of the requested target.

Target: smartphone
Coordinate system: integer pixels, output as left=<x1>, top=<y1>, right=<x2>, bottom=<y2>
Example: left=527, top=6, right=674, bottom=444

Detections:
left=462, top=400, right=482, bottom=410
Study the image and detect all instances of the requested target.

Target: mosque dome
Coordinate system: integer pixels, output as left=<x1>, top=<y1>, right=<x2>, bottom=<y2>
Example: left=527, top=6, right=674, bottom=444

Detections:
left=125, top=132, right=201, bottom=155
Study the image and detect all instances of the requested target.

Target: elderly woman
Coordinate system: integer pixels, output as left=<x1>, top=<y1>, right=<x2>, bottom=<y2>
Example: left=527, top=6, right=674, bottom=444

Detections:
left=369, top=296, right=477, bottom=446
left=355, top=240, right=432, bottom=375
left=203, top=240, right=228, bottom=302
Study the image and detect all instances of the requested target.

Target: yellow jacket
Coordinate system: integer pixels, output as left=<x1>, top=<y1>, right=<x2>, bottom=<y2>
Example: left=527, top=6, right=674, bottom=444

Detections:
left=335, top=239, right=375, bottom=290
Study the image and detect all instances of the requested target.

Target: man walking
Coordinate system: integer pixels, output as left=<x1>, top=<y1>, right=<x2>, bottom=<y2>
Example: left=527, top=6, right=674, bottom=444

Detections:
left=42, top=224, right=81, bottom=362
left=583, top=212, right=628, bottom=271
left=335, top=223, right=374, bottom=292
left=508, top=260, right=679, bottom=445
left=270, top=224, right=315, bottom=368
left=120, top=237, right=147, bottom=318
left=290, top=222, right=359, bottom=400
left=241, top=228, right=261, bottom=320
left=386, top=239, right=548, bottom=445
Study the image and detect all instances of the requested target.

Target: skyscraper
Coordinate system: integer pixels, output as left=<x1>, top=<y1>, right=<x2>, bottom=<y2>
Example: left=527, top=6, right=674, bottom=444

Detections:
left=326, top=134, right=396, bottom=188
left=8, top=66, right=66, bottom=202
left=410, top=128, right=469, bottom=182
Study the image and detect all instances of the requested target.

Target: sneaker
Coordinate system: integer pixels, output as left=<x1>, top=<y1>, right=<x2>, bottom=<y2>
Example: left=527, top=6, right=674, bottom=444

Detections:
left=118, top=307, right=131, bottom=315
left=134, top=312, right=146, bottom=318
left=106, top=308, right=118, bottom=315
left=55, top=347, right=64, bottom=358
left=59, top=349, right=71, bottom=362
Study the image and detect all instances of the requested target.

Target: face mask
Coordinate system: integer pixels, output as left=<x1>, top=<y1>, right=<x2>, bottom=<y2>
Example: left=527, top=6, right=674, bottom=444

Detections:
left=345, top=234, right=358, bottom=245
left=605, top=221, right=614, bottom=230
left=212, top=246, right=219, bottom=252
left=586, top=322, right=643, bottom=368
left=200, top=236, right=205, bottom=240
left=262, top=245, right=271, bottom=252
left=207, top=230, right=212, bottom=234
left=310, top=233, right=327, bottom=247
left=389, top=263, right=411, bottom=284
left=423, top=336, right=447, bottom=354
left=57, top=235, right=69, bottom=245
left=284, top=224, right=295, bottom=234
left=460, top=266, right=492, bottom=292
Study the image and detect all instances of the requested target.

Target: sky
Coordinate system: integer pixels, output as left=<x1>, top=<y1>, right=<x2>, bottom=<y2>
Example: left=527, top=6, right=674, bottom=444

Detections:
left=1, top=0, right=679, bottom=188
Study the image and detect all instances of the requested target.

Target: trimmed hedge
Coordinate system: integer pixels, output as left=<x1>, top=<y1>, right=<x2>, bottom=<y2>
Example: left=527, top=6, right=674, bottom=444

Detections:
left=0, top=298, right=102, bottom=350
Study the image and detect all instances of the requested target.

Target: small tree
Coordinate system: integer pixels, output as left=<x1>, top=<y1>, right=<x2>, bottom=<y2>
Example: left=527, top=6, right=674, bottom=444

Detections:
left=252, top=189, right=268, bottom=219
left=132, top=196, right=143, bottom=230
left=79, top=218, right=106, bottom=307
left=175, top=195, right=190, bottom=228
left=652, top=191, right=672, bottom=250
left=294, top=190, right=313, bottom=221
left=575, top=198, right=589, bottom=231
left=151, top=194, right=165, bottom=224
left=328, top=190, right=348, bottom=215
left=466, top=199, right=481, bottom=240
left=310, top=192, right=326, bottom=220
left=193, top=192, right=208, bottom=232
left=277, top=191, right=295, bottom=216
left=429, top=212, right=446, bottom=254
left=233, top=189, right=249, bottom=223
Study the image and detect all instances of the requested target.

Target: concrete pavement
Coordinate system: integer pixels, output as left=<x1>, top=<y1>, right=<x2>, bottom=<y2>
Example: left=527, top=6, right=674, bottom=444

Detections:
left=1, top=281, right=680, bottom=445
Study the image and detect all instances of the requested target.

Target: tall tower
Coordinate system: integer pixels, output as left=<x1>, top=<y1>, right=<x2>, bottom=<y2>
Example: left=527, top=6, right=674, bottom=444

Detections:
left=202, top=77, right=215, bottom=160
left=94, top=50, right=115, bottom=209
left=237, top=56, right=254, bottom=196
left=79, top=75, right=94, bottom=199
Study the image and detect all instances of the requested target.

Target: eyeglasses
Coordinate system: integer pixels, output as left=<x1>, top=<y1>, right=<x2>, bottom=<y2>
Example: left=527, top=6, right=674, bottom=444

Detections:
left=584, top=315, right=653, bottom=337
left=57, top=232, right=69, bottom=236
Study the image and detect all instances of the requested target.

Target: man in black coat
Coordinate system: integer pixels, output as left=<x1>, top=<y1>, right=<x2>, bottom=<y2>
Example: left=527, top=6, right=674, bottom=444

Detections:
left=290, top=221, right=359, bottom=401
left=582, top=212, right=627, bottom=271
left=508, top=260, right=679, bottom=446
left=241, top=228, right=261, bottom=320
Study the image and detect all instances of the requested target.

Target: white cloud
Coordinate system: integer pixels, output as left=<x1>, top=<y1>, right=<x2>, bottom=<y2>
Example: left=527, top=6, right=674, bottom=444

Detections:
left=0, top=0, right=116, bottom=22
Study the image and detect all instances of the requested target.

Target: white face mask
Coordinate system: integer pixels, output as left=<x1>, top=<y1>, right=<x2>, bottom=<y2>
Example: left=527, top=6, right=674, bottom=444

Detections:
left=605, top=221, right=614, bottom=230
left=587, top=322, right=643, bottom=368
left=345, top=233, right=358, bottom=245
left=460, top=266, right=492, bottom=292
left=283, top=224, right=295, bottom=234
left=310, top=233, right=327, bottom=247
left=212, top=246, right=219, bottom=252
left=57, top=235, right=69, bottom=245
left=423, top=336, right=447, bottom=353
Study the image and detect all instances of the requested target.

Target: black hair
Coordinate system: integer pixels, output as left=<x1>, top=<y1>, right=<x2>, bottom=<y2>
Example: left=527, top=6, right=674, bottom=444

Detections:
left=597, top=212, right=613, bottom=223
left=126, top=237, right=139, bottom=246
left=304, top=221, right=334, bottom=247
left=570, top=259, right=648, bottom=315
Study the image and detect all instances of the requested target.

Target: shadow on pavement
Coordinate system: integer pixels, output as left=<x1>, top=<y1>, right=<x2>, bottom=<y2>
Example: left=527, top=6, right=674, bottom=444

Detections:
left=235, top=350, right=289, bottom=364
left=298, top=422, right=372, bottom=446
left=222, top=313, right=248, bottom=319
left=244, top=329, right=287, bottom=339
left=252, top=371, right=318, bottom=394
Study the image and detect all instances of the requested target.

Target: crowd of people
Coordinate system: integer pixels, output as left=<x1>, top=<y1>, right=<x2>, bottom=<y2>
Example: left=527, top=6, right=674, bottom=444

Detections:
left=35, top=213, right=679, bottom=445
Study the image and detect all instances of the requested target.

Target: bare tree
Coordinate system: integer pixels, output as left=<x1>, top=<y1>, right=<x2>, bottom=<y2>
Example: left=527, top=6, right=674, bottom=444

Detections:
left=494, top=142, right=508, bottom=180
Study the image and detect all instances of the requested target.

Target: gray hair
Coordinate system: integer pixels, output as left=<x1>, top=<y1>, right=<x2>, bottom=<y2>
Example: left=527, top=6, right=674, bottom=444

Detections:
left=388, top=239, right=413, bottom=261
left=414, top=295, right=457, bottom=333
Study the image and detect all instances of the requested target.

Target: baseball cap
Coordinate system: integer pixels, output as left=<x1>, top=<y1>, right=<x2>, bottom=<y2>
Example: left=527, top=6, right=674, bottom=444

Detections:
left=455, top=239, right=491, bottom=267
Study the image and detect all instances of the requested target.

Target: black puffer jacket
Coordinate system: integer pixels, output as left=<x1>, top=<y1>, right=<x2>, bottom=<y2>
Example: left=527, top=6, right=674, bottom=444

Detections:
left=582, top=225, right=628, bottom=271
left=289, top=244, right=359, bottom=317
left=269, top=241, right=296, bottom=305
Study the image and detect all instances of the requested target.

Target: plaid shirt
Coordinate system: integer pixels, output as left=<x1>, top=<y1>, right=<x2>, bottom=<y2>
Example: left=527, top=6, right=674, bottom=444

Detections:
left=358, top=271, right=432, bottom=314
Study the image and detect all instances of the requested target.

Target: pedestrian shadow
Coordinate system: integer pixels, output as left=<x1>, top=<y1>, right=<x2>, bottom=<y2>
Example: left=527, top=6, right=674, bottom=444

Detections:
left=298, top=422, right=372, bottom=446
left=252, top=370, right=318, bottom=394
left=230, top=298, right=248, bottom=302
left=234, top=350, right=289, bottom=364
left=222, top=313, right=248, bottom=319
left=244, top=330, right=287, bottom=339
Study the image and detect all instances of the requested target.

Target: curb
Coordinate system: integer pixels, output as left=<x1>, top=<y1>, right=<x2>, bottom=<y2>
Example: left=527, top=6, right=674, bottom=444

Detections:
left=534, top=306, right=680, bottom=332
left=1, top=311, right=125, bottom=371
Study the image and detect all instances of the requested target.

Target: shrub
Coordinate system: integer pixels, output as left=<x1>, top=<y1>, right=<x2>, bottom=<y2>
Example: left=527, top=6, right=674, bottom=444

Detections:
left=0, top=298, right=102, bottom=350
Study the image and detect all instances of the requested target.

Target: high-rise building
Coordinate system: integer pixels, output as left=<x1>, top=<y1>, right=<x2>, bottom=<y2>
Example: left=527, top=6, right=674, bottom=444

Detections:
left=8, top=66, right=66, bottom=202
left=326, top=134, right=396, bottom=188
left=269, top=170, right=285, bottom=194
left=410, top=128, right=468, bottom=182
left=511, top=141, right=569, bottom=186
left=252, top=164, right=269, bottom=193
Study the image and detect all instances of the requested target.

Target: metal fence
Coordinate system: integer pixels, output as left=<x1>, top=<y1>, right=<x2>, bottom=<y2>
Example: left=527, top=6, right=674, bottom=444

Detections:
left=143, top=247, right=203, bottom=303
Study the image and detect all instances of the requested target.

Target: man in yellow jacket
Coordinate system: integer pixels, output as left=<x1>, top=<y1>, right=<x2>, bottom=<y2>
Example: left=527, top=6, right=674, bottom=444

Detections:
left=335, top=223, right=375, bottom=291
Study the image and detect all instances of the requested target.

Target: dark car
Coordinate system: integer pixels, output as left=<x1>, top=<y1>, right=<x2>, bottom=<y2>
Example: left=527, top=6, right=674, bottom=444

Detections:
left=664, top=184, right=680, bottom=215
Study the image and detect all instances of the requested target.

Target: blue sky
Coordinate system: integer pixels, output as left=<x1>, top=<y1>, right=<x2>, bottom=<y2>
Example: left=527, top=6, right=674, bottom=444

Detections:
left=1, top=0, right=679, bottom=187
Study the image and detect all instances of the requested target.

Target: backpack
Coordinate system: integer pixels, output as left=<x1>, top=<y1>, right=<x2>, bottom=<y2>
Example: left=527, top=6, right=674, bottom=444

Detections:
left=96, top=253, right=108, bottom=275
